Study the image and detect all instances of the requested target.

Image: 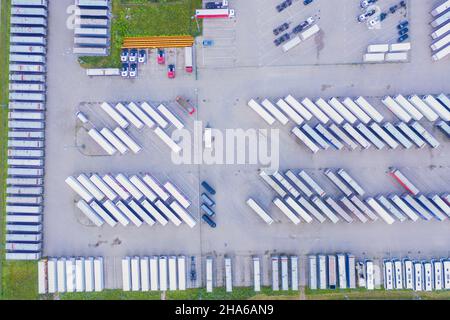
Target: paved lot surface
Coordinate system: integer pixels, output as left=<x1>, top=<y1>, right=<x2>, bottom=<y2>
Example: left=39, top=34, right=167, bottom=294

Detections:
left=44, top=0, right=450, bottom=288
left=198, top=0, right=411, bottom=67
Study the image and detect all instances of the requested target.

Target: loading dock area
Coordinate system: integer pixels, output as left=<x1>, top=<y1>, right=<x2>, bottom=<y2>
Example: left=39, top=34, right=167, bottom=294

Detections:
left=18, top=0, right=450, bottom=290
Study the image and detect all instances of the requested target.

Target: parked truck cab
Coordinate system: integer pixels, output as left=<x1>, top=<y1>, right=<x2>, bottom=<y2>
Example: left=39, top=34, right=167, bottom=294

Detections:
left=201, top=181, right=216, bottom=195
left=157, top=49, right=165, bottom=64
left=202, top=214, right=216, bottom=228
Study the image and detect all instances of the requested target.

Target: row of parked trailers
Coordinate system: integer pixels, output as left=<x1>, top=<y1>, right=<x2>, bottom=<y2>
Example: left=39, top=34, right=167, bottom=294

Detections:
left=384, top=258, right=450, bottom=291
left=250, top=94, right=450, bottom=126
left=363, top=42, right=411, bottom=63
left=204, top=256, right=233, bottom=293
left=65, top=173, right=197, bottom=228
left=270, top=256, right=299, bottom=291
left=121, top=255, right=234, bottom=293
left=381, top=94, right=450, bottom=123
left=73, top=0, right=111, bottom=56
left=430, top=0, right=450, bottom=61
left=38, top=257, right=104, bottom=294
left=95, top=102, right=184, bottom=155
left=122, top=256, right=187, bottom=291
left=6, top=0, right=49, bottom=261
left=309, top=254, right=357, bottom=290
left=247, top=168, right=450, bottom=225
left=292, top=120, right=442, bottom=153
left=248, top=95, right=449, bottom=154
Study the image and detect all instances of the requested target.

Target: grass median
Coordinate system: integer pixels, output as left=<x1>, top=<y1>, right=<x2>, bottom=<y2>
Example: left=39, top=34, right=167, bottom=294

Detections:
left=59, top=287, right=299, bottom=300
left=305, top=288, right=450, bottom=300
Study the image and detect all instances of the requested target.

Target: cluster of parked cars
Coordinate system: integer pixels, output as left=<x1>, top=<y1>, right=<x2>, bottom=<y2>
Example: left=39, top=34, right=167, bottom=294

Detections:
left=273, top=16, right=315, bottom=46
left=276, top=0, right=314, bottom=12
left=358, top=0, right=407, bottom=35
left=200, top=181, right=217, bottom=228
left=273, top=0, right=316, bottom=46
left=276, top=0, right=293, bottom=12
left=120, top=48, right=146, bottom=78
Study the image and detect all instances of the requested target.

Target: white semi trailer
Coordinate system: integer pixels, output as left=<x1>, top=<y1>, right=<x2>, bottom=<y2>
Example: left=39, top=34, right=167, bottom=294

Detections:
left=354, top=96, right=384, bottom=123
left=246, top=198, right=274, bottom=225
left=423, top=95, right=450, bottom=121
left=88, top=129, right=117, bottom=156
left=100, top=102, right=129, bottom=129
left=328, top=97, right=358, bottom=124
left=342, top=97, right=371, bottom=124
left=394, top=94, right=423, bottom=121
left=247, top=99, right=276, bottom=125
left=273, top=197, right=301, bottom=225
left=291, top=127, right=320, bottom=154
left=382, top=96, right=412, bottom=122
left=285, top=95, right=313, bottom=120
left=261, top=99, right=289, bottom=125
left=65, top=176, right=94, bottom=202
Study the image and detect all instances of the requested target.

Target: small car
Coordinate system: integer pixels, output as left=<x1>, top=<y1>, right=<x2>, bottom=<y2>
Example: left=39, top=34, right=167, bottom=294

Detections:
left=202, top=214, right=216, bottom=228
left=120, top=49, right=129, bottom=62
left=358, top=9, right=375, bottom=22
left=304, top=0, right=314, bottom=5
left=157, top=49, right=165, bottom=64
left=390, top=5, right=398, bottom=14
left=201, top=181, right=216, bottom=195
left=129, top=49, right=138, bottom=62
left=167, top=64, right=175, bottom=79
left=293, top=16, right=315, bottom=33
left=398, top=34, right=409, bottom=42
left=368, top=17, right=380, bottom=27
left=397, top=21, right=409, bottom=29
left=398, top=27, right=409, bottom=36
left=121, top=63, right=129, bottom=77
left=203, top=39, right=214, bottom=47
left=129, top=63, right=137, bottom=78
left=276, top=0, right=292, bottom=12
left=293, top=23, right=305, bottom=34
left=205, top=1, right=224, bottom=9
left=276, top=2, right=287, bottom=12
left=360, top=0, right=377, bottom=9
left=138, top=49, right=146, bottom=63
left=274, top=33, right=290, bottom=46
left=273, top=22, right=289, bottom=36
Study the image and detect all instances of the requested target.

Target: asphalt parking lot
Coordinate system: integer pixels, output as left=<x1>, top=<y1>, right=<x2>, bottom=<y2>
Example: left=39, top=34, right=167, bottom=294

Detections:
left=199, top=0, right=412, bottom=67
left=43, top=0, right=450, bottom=289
